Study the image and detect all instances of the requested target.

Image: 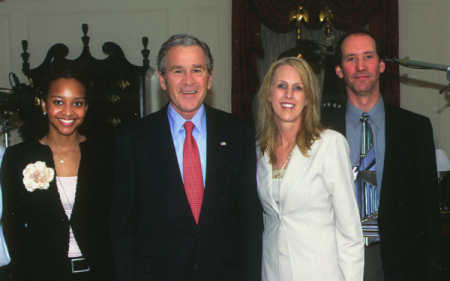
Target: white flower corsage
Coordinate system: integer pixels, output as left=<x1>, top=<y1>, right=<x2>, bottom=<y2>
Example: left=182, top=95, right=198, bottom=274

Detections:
left=22, top=161, right=55, bottom=192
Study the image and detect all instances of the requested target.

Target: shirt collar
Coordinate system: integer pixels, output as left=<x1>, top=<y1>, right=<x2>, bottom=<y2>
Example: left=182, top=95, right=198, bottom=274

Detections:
left=168, top=103, right=206, bottom=137
left=346, top=95, right=385, bottom=129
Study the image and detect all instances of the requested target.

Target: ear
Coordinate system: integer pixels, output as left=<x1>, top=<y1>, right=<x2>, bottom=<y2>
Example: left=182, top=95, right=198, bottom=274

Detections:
left=335, top=65, right=344, bottom=78
left=207, top=70, right=214, bottom=90
left=158, top=71, right=167, bottom=90
left=379, top=60, right=386, bottom=74
left=41, top=99, right=47, bottom=114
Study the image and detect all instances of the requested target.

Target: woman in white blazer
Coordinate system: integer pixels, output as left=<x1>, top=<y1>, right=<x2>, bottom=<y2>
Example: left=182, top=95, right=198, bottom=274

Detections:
left=256, top=57, right=364, bottom=281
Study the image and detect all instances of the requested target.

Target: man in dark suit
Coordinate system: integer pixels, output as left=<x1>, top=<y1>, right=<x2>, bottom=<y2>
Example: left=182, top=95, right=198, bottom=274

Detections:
left=321, top=29, right=441, bottom=280
left=111, top=34, right=263, bottom=281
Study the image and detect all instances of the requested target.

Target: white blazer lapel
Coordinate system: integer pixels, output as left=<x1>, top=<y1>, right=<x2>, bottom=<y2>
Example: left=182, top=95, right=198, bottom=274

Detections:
left=278, top=146, right=309, bottom=204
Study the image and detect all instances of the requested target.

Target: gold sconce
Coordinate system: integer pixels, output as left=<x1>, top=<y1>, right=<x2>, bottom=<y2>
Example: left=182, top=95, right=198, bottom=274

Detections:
left=319, top=6, right=334, bottom=37
left=289, top=7, right=309, bottom=40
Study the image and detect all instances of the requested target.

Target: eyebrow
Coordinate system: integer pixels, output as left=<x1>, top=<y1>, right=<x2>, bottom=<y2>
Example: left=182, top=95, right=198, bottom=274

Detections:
left=49, top=95, right=86, bottom=100
left=274, top=79, right=303, bottom=85
left=344, top=50, right=375, bottom=59
left=168, top=65, right=183, bottom=70
left=191, top=64, right=206, bottom=69
left=168, top=64, right=206, bottom=71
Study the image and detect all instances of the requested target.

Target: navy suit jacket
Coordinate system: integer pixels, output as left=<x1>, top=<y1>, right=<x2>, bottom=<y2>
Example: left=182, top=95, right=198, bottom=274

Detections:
left=112, top=103, right=263, bottom=281
left=321, top=103, right=441, bottom=280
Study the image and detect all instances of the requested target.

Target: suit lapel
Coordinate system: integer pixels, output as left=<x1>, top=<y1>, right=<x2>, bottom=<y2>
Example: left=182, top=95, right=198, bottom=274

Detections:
left=70, top=141, right=92, bottom=251
left=379, top=104, right=401, bottom=205
left=26, top=141, right=68, bottom=225
left=199, top=105, right=230, bottom=226
left=278, top=146, right=309, bottom=204
left=149, top=105, right=196, bottom=225
left=71, top=143, right=87, bottom=226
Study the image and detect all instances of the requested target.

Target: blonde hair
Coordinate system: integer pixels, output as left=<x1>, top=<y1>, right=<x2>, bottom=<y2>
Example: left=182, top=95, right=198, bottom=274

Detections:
left=256, top=57, right=325, bottom=163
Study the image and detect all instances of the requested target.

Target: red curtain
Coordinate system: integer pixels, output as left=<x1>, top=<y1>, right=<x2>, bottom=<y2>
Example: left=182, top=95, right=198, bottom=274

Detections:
left=231, top=0, right=264, bottom=121
left=369, top=0, right=400, bottom=107
left=232, top=0, right=399, bottom=120
left=252, top=0, right=380, bottom=30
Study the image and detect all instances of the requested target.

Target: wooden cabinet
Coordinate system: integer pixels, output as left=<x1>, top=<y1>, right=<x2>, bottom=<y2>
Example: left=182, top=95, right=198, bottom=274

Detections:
left=20, top=23, right=150, bottom=139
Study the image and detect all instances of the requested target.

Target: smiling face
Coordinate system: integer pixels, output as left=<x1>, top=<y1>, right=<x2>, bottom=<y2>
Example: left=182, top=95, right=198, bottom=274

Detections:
left=158, top=45, right=213, bottom=120
left=41, top=78, right=87, bottom=137
left=335, top=34, right=385, bottom=98
left=269, top=64, right=307, bottom=127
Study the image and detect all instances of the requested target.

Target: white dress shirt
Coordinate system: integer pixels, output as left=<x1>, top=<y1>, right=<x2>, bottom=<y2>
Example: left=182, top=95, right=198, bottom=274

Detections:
left=168, top=103, right=207, bottom=187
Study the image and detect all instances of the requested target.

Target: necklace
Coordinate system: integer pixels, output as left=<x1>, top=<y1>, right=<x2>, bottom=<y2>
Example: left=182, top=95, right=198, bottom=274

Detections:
left=45, top=134, right=81, bottom=164
left=274, top=148, right=294, bottom=179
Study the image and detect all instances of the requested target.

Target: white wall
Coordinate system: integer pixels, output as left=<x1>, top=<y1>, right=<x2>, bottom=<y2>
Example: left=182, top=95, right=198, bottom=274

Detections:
left=399, top=0, right=450, bottom=156
left=0, top=0, right=232, bottom=145
left=2, top=0, right=448, bottom=154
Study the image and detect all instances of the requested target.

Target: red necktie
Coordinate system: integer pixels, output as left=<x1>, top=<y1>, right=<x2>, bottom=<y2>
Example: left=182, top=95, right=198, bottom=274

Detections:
left=183, top=121, right=204, bottom=224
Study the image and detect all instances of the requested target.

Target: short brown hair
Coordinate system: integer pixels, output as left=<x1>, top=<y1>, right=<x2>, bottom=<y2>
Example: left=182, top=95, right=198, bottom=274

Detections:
left=335, top=28, right=386, bottom=67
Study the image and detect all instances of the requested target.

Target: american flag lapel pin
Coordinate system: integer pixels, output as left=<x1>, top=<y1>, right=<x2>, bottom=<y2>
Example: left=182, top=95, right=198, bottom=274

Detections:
left=220, top=142, right=226, bottom=146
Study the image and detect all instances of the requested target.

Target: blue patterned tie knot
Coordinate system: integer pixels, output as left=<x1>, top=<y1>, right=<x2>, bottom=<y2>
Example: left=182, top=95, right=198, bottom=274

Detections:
left=360, top=113, right=373, bottom=158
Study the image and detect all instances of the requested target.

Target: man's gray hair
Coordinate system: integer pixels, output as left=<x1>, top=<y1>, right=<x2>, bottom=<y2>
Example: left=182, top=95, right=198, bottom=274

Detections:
left=157, top=34, right=214, bottom=76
